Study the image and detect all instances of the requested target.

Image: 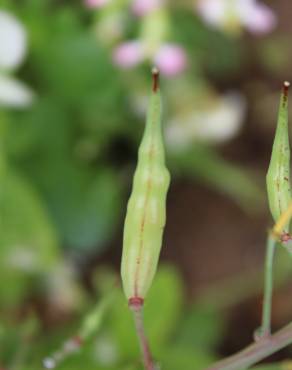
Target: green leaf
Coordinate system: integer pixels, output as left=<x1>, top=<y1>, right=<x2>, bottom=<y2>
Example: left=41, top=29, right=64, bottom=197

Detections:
left=160, top=346, right=214, bottom=370
left=7, top=98, right=123, bottom=253
left=144, top=264, right=184, bottom=353
left=39, top=164, right=123, bottom=252
left=7, top=98, right=71, bottom=160
left=0, top=170, right=59, bottom=306
left=108, top=265, right=184, bottom=360
left=175, top=304, right=226, bottom=351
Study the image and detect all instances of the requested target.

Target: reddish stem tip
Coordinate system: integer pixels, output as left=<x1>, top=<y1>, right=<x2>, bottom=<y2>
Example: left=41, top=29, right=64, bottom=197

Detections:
left=152, top=67, right=160, bottom=92
left=129, top=296, right=144, bottom=311
left=283, top=81, right=290, bottom=96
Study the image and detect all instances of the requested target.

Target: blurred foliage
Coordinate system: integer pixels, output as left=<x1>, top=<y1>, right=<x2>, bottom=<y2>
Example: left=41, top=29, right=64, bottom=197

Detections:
left=0, top=266, right=219, bottom=369
left=0, top=0, right=267, bottom=312
left=0, top=0, right=291, bottom=369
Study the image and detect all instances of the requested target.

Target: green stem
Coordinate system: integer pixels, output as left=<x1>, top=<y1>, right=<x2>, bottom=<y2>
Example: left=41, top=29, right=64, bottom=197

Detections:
left=260, top=235, right=276, bottom=338
left=130, top=305, right=155, bottom=370
left=205, top=322, right=292, bottom=370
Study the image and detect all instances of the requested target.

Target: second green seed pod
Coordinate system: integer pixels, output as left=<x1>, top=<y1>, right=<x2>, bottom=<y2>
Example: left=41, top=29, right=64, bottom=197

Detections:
left=266, top=82, right=291, bottom=231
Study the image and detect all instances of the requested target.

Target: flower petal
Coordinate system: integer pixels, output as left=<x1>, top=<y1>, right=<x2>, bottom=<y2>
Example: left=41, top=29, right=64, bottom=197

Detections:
left=192, top=93, right=246, bottom=143
left=166, top=92, right=246, bottom=147
left=154, top=44, right=187, bottom=76
left=0, top=74, right=35, bottom=108
left=0, top=10, right=27, bottom=70
left=112, top=41, right=145, bottom=68
left=196, top=0, right=226, bottom=28
left=196, top=0, right=276, bottom=35
left=243, top=2, right=277, bottom=35
left=132, top=0, right=164, bottom=17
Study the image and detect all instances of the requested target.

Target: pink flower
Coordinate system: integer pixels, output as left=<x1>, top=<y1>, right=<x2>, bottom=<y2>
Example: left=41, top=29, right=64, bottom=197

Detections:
left=154, top=44, right=187, bottom=76
left=243, top=2, right=277, bottom=35
left=85, top=0, right=110, bottom=9
left=112, top=41, right=145, bottom=68
left=132, top=0, right=164, bottom=17
left=113, top=41, right=188, bottom=77
left=196, top=0, right=276, bottom=35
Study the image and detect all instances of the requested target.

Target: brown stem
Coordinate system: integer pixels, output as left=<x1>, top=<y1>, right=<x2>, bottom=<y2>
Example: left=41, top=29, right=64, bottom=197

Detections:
left=129, top=298, right=155, bottom=370
left=205, top=322, right=292, bottom=370
left=152, top=67, right=159, bottom=92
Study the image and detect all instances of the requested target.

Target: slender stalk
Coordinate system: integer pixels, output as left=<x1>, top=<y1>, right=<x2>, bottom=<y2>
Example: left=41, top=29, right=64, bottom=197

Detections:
left=259, top=235, right=276, bottom=338
left=205, top=322, right=292, bottom=370
left=130, top=303, right=155, bottom=370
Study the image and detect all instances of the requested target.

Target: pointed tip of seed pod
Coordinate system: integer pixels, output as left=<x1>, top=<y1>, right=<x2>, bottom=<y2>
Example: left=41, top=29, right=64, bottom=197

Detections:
left=282, top=81, right=290, bottom=106
left=283, top=81, right=290, bottom=96
left=152, top=67, right=160, bottom=92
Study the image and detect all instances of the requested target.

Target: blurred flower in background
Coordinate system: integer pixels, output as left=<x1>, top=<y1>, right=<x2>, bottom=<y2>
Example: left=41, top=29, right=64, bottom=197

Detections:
left=103, top=0, right=188, bottom=76
left=0, top=10, right=34, bottom=107
left=46, top=262, right=85, bottom=313
left=113, top=41, right=188, bottom=76
left=113, top=41, right=144, bottom=68
left=196, top=0, right=277, bottom=35
left=85, top=0, right=111, bottom=9
left=130, top=79, right=245, bottom=148
left=132, top=0, right=164, bottom=17
left=154, top=44, right=188, bottom=76
left=166, top=92, right=246, bottom=148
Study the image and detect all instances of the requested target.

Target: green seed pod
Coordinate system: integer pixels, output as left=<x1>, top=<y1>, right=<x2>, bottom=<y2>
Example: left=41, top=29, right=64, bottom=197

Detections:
left=121, top=68, right=170, bottom=305
left=266, top=81, right=291, bottom=230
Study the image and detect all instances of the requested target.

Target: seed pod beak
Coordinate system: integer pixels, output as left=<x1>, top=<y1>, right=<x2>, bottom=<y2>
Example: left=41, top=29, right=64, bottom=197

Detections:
left=152, top=66, right=160, bottom=92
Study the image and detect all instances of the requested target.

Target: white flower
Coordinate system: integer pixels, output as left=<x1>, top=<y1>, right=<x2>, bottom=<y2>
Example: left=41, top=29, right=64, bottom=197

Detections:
left=7, top=245, right=38, bottom=272
left=0, top=10, right=34, bottom=108
left=0, top=10, right=27, bottom=70
left=94, top=336, right=118, bottom=366
left=196, top=0, right=277, bottom=35
left=46, top=263, right=84, bottom=312
left=166, top=92, right=246, bottom=148
left=0, top=74, right=34, bottom=108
